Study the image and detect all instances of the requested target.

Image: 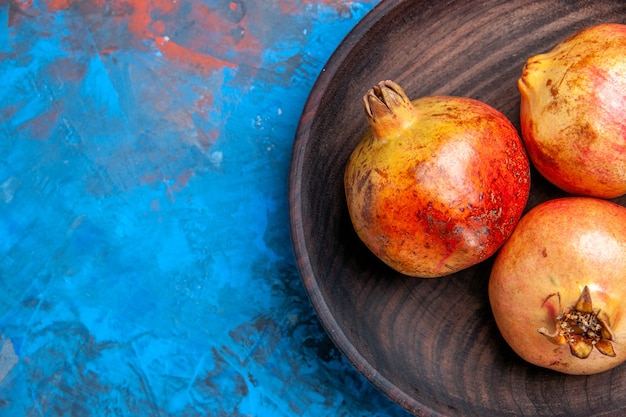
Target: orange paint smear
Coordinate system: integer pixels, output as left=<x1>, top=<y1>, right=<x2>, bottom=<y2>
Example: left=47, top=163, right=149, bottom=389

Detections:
left=151, top=20, right=166, bottom=36
left=47, top=0, right=255, bottom=73
left=47, top=0, right=105, bottom=11
left=156, top=36, right=236, bottom=73
left=46, top=0, right=75, bottom=10
left=122, top=0, right=177, bottom=39
left=19, top=106, right=63, bottom=140
left=169, top=168, right=194, bottom=194
left=100, top=46, right=120, bottom=56
left=188, top=4, right=262, bottom=58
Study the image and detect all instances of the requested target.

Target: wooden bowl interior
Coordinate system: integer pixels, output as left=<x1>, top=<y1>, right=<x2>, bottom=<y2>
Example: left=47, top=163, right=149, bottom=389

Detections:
left=290, top=1, right=626, bottom=416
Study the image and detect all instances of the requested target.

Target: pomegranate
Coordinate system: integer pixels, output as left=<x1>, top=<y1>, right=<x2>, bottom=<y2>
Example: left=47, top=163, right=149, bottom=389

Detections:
left=344, top=80, right=530, bottom=278
left=489, top=197, right=626, bottom=374
left=518, top=23, right=626, bottom=198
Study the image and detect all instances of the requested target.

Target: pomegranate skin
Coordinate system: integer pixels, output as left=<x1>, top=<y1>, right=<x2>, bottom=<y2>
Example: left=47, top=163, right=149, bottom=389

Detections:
left=344, top=81, right=530, bottom=278
left=519, top=23, right=626, bottom=198
left=489, top=197, right=626, bottom=375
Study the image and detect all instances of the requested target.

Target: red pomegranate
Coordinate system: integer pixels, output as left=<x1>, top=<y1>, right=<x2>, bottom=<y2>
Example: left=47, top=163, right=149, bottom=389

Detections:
left=344, top=80, right=530, bottom=278
left=489, top=197, right=626, bottom=374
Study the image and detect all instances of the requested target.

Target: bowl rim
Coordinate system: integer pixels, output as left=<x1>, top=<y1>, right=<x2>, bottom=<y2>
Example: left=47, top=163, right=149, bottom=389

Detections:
left=288, top=1, right=439, bottom=415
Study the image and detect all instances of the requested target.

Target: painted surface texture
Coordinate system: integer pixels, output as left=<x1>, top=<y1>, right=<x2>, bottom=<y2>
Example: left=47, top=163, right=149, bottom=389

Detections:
left=0, top=0, right=412, bottom=415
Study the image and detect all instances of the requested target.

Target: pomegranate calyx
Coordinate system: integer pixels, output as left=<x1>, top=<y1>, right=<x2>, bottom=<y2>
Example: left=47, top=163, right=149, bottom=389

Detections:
left=537, top=286, right=616, bottom=359
left=363, top=80, right=418, bottom=139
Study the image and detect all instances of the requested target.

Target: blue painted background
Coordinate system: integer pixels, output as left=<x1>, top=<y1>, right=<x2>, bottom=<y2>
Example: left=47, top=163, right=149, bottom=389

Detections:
left=0, top=0, right=413, bottom=415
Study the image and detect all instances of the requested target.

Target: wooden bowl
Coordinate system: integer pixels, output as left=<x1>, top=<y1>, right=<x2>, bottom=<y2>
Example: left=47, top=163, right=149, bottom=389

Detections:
left=289, top=1, right=626, bottom=416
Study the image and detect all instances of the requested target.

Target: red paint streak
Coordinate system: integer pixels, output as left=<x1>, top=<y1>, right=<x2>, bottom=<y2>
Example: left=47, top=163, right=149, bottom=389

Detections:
left=46, top=0, right=105, bottom=11
left=194, top=92, right=215, bottom=116
left=151, top=20, right=166, bottom=36
left=18, top=105, right=63, bottom=140
left=46, top=0, right=245, bottom=73
left=46, top=0, right=74, bottom=10
left=186, top=4, right=262, bottom=58
left=118, top=0, right=250, bottom=72
left=169, top=168, right=194, bottom=194
left=156, top=36, right=236, bottom=73
left=125, top=0, right=177, bottom=39
left=100, top=46, right=119, bottom=56
left=15, top=0, right=34, bottom=9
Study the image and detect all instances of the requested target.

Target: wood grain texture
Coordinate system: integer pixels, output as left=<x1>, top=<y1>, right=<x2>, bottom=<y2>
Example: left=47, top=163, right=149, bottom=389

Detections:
left=289, top=1, right=626, bottom=416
